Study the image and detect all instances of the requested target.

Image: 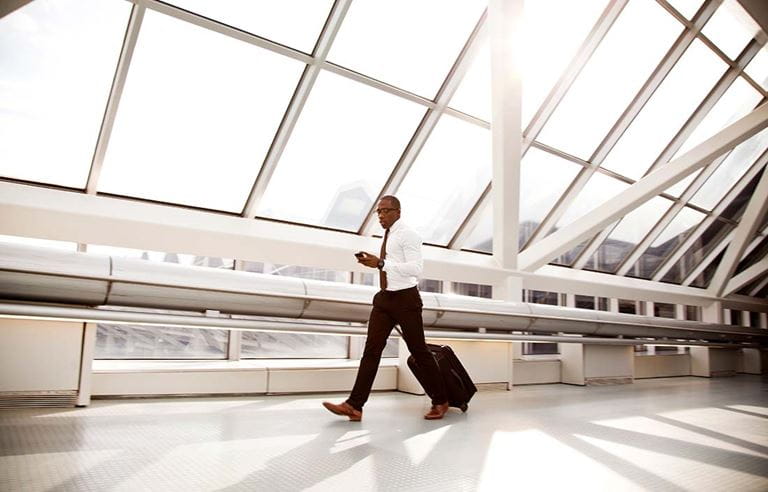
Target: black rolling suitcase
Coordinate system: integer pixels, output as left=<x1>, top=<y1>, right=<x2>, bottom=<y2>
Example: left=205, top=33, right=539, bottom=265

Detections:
left=407, top=342, right=477, bottom=412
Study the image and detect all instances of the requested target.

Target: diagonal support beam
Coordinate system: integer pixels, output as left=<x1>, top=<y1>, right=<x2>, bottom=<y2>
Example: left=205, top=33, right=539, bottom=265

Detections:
left=518, top=102, right=768, bottom=272
left=242, top=0, right=352, bottom=218
left=710, top=165, right=768, bottom=296
left=725, top=258, right=768, bottom=297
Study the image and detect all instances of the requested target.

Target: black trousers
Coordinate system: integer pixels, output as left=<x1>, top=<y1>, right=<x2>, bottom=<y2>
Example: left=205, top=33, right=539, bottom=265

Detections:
left=346, top=286, right=447, bottom=411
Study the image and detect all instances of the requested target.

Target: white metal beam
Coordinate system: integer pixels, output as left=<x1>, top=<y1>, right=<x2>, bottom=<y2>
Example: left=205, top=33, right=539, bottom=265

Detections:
left=489, top=0, right=523, bottom=270
left=652, top=152, right=768, bottom=280
left=242, top=0, right=352, bottom=218
left=682, top=230, right=733, bottom=286
left=4, top=182, right=768, bottom=309
left=359, top=10, right=488, bottom=236
left=518, top=102, right=768, bottom=272
left=749, top=274, right=768, bottom=296
left=710, top=165, right=768, bottom=295
left=525, top=0, right=719, bottom=247
left=86, top=4, right=145, bottom=194
left=452, top=0, right=625, bottom=253
left=725, top=258, right=768, bottom=296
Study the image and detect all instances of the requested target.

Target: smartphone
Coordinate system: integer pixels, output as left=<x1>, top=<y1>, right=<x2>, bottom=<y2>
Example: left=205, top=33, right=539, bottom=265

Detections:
left=354, top=252, right=366, bottom=259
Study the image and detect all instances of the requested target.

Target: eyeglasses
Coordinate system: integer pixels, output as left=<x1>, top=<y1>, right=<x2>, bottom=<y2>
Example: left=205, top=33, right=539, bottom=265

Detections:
left=375, top=207, right=399, bottom=215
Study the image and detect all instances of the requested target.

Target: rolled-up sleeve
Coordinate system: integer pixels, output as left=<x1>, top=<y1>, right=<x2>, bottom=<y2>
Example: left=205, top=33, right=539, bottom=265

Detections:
left=382, top=229, right=423, bottom=278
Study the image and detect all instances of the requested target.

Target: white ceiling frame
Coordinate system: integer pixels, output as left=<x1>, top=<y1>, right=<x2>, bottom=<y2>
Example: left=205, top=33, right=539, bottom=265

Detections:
left=3, top=181, right=766, bottom=309
left=682, top=230, right=734, bottom=285
left=518, top=102, right=768, bottom=272
left=749, top=273, right=768, bottom=296
left=652, top=150, right=768, bottom=280
left=358, top=10, right=488, bottom=236
left=726, top=258, right=768, bottom=296
left=518, top=1, right=635, bottom=247
left=709, top=164, right=768, bottom=296
left=449, top=0, right=626, bottom=252
left=241, top=0, right=352, bottom=218
left=85, top=4, right=145, bottom=194
left=607, top=42, right=764, bottom=274
left=527, top=0, right=721, bottom=248
left=683, top=226, right=768, bottom=286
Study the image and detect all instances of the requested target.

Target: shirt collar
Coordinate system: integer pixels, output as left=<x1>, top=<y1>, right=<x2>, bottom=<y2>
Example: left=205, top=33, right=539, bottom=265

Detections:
left=388, top=219, right=404, bottom=234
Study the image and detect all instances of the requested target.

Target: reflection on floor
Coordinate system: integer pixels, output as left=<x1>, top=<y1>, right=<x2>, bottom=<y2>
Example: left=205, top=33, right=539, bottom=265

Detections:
left=1, top=376, right=767, bottom=491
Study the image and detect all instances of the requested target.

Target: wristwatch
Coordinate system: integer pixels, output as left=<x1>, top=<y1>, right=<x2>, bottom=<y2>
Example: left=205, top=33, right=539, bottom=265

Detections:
left=377, top=259, right=385, bottom=270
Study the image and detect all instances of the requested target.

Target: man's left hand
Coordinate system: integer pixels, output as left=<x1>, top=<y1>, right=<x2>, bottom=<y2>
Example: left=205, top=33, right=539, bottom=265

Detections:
left=358, top=253, right=380, bottom=268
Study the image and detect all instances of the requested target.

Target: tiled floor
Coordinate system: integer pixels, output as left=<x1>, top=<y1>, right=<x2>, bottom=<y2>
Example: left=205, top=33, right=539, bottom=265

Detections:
left=1, top=376, right=767, bottom=491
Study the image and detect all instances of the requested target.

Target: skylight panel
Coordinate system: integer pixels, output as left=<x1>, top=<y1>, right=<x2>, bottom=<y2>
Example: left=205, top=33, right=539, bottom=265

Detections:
left=98, top=10, right=304, bottom=212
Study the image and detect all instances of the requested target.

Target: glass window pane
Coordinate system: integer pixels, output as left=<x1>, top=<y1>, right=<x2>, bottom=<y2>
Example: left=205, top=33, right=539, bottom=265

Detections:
left=556, top=173, right=629, bottom=229
left=165, top=0, right=333, bottom=53
left=328, top=0, right=486, bottom=98
left=675, top=77, right=762, bottom=157
left=522, top=148, right=584, bottom=242
left=689, top=127, right=768, bottom=210
left=627, top=206, right=705, bottom=278
left=537, top=0, right=681, bottom=159
left=88, top=244, right=234, bottom=269
left=464, top=147, right=584, bottom=252
left=453, top=282, right=492, bottom=298
left=666, top=0, right=704, bottom=19
left=690, top=249, right=725, bottom=288
left=450, top=0, right=607, bottom=124
left=575, top=295, right=596, bottom=309
left=96, top=322, right=228, bottom=359
left=588, top=197, right=674, bottom=273
left=0, top=0, right=130, bottom=188
left=601, top=39, right=726, bottom=180
left=396, top=114, right=491, bottom=245
left=464, top=203, right=493, bottom=253
left=258, top=70, right=425, bottom=230
left=241, top=330, right=348, bottom=358
left=619, top=299, right=637, bottom=314
left=98, top=10, right=304, bottom=212
left=745, top=45, right=768, bottom=90
left=702, top=0, right=761, bottom=60
left=662, top=220, right=733, bottom=284
left=654, top=302, right=676, bottom=318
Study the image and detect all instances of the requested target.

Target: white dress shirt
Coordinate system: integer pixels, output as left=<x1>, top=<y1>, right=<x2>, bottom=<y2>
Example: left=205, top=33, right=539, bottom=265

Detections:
left=381, top=220, right=423, bottom=291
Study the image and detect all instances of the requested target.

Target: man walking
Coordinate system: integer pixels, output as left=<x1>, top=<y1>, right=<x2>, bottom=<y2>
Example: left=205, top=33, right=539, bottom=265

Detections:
left=322, top=196, right=450, bottom=421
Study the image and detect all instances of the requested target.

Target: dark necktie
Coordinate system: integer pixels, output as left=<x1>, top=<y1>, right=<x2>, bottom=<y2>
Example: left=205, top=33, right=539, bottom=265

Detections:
left=379, top=228, right=389, bottom=290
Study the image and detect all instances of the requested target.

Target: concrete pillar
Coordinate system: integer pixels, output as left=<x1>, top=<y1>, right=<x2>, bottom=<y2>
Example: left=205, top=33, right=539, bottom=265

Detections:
left=723, top=309, right=732, bottom=325
left=493, top=276, right=523, bottom=390
left=561, top=343, right=634, bottom=386
left=691, top=346, right=739, bottom=377
left=702, top=301, right=723, bottom=323
left=609, top=298, right=619, bottom=313
left=740, top=348, right=764, bottom=375
left=761, top=312, right=768, bottom=329
left=741, top=310, right=751, bottom=327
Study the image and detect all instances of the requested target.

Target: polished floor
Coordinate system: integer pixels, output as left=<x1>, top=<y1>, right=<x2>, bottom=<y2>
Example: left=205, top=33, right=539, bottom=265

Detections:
left=1, top=376, right=767, bottom=491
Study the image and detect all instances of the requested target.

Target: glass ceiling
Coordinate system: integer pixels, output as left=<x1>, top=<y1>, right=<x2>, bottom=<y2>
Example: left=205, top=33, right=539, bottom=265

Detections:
left=1, top=0, right=767, bottom=298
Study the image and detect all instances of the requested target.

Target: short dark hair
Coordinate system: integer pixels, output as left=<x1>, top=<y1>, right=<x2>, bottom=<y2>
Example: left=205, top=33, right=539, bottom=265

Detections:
left=380, top=195, right=401, bottom=209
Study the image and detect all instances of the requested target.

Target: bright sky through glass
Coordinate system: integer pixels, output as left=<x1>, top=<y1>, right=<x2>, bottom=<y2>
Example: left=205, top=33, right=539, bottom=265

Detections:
left=0, top=0, right=130, bottom=188
left=537, top=0, right=682, bottom=160
left=556, top=173, right=629, bottom=229
left=396, top=114, right=491, bottom=245
left=165, top=0, right=333, bottom=54
left=702, top=0, right=761, bottom=60
left=99, top=9, right=304, bottom=212
left=601, top=39, right=726, bottom=180
left=328, top=0, right=486, bottom=98
left=257, top=70, right=426, bottom=230
left=449, top=0, right=607, bottom=125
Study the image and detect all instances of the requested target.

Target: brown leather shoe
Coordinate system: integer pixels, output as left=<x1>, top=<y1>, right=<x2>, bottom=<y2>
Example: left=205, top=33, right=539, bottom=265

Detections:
left=322, top=401, right=362, bottom=421
left=424, top=401, right=450, bottom=420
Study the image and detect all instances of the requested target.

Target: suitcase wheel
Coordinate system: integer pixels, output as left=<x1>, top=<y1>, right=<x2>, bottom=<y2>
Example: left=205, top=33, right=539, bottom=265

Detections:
left=460, top=403, right=468, bottom=413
